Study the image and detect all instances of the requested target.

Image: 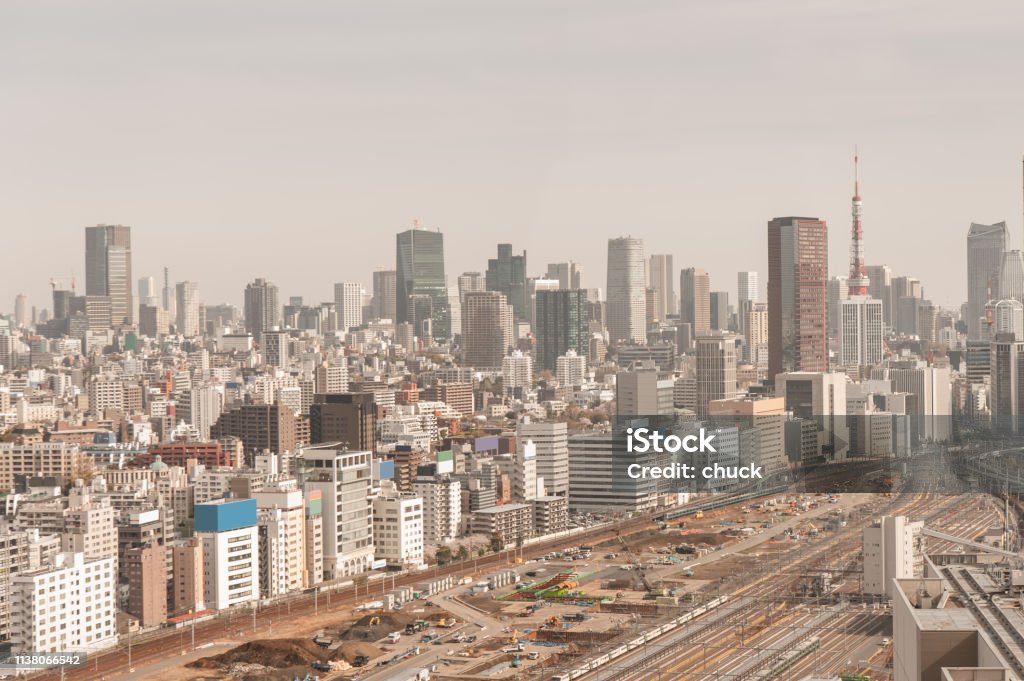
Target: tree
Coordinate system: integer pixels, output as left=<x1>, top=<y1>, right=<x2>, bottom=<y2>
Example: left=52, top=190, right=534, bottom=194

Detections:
left=435, top=546, right=452, bottom=566
left=456, top=545, right=469, bottom=561
left=489, top=532, right=504, bottom=553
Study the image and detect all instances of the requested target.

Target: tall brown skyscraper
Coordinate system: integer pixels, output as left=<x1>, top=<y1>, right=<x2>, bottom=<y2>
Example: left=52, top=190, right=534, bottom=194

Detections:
left=462, top=291, right=513, bottom=368
left=680, top=267, right=711, bottom=336
left=309, top=392, right=377, bottom=451
left=211, top=402, right=298, bottom=458
left=768, top=217, right=828, bottom=380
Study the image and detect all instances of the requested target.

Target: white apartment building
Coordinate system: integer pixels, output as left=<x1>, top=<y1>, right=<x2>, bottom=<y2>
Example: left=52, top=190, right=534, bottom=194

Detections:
left=189, top=384, right=224, bottom=440
left=371, top=490, right=424, bottom=569
left=556, top=349, right=587, bottom=388
left=10, top=552, right=117, bottom=654
left=299, top=445, right=374, bottom=579
left=88, top=375, right=124, bottom=415
left=254, top=482, right=307, bottom=597
left=195, top=498, right=260, bottom=611
left=315, top=362, right=349, bottom=394
left=334, top=282, right=363, bottom=332
left=411, top=476, right=461, bottom=548
left=502, top=350, right=534, bottom=396
left=516, top=420, right=569, bottom=497
left=513, top=439, right=539, bottom=502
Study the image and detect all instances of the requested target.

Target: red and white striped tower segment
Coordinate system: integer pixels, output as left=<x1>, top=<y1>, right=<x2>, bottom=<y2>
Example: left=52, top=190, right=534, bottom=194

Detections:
left=848, top=149, right=870, bottom=296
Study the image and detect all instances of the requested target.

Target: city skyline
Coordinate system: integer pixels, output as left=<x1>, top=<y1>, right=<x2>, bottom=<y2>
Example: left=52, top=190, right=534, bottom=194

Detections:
left=5, top=2, right=1024, bottom=310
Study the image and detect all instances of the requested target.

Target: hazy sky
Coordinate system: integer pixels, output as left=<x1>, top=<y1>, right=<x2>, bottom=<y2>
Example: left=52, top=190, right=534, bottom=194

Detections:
left=3, top=1, right=1024, bottom=314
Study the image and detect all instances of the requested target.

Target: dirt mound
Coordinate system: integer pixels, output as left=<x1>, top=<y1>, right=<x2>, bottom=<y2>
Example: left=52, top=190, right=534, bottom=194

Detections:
left=187, top=638, right=328, bottom=670
left=339, top=611, right=417, bottom=641
left=333, top=641, right=384, bottom=663
left=679, top=532, right=731, bottom=546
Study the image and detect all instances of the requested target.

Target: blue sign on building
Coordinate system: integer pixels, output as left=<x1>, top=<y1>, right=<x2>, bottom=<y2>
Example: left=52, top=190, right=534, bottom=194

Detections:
left=194, top=498, right=257, bottom=533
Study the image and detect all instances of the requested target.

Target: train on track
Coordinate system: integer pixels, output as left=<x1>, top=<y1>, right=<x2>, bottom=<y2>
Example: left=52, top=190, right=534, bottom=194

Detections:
left=549, top=595, right=731, bottom=681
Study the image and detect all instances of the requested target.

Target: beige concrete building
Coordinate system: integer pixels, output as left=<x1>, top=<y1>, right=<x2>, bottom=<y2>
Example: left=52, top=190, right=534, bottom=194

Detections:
left=0, top=442, right=86, bottom=492
left=470, top=502, right=534, bottom=547
left=170, top=538, right=204, bottom=616
left=893, top=568, right=1023, bottom=681
left=864, top=515, right=924, bottom=597
left=125, top=542, right=167, bottom=628
left=708, top=396, right=786, bottom=473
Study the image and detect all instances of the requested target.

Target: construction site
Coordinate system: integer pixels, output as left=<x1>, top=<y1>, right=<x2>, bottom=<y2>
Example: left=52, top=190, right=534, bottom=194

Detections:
left=179, top=488, right=895, bottom=681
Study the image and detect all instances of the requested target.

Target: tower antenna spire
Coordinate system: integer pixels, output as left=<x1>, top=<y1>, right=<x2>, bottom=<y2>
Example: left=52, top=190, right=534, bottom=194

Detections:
left=847, top=146, right=869, bottom=296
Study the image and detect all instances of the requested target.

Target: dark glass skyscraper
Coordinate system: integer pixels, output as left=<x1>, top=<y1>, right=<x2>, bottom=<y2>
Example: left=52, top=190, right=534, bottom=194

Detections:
left=535, top=289, right=589, bottom=372
left=84, top=224, right=133, bottom=327
left=485, top=244, right=528, bottom=321
left=967, top=222, right=1008, bottom=340
left=396, top=227, right=450, bottom=341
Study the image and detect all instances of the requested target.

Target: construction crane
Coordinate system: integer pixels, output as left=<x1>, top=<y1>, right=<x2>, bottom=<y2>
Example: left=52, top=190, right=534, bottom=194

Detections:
left=615, top=529, right=654, bottom=593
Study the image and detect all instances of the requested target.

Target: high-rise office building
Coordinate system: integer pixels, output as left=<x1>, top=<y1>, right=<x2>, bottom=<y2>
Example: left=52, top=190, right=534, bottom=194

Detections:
left=517, top=420, right=569, bottom=497
left=967, top=222, right=1008, bottom=340
left=371, top=269, right=397, bottom=320
left=739, top=299, right=768, bottom=366
left=839, top=296, right=884, bottom=369
left=13, top=294, right=29, bottom=329
left=486, top=244, right=528, bottom=320
left=457, top=272, right=486, bottom=302
left=616, top=362, right=674, bottom=416
left=175, top=281, right=201, bottom=336
left=462, top=291, right=513, bottom=368
left=84, top=224, right=133, bottom=326
left=546, top=261, right=584, bottom=290
left=680, top=267, right=711, bottom=336
left=767, top=217, right=829, bottom=379
left=709, top=291, right=730, bottom=331
left=999, top=250, right=1024, bottom=302
left=865, top=265, right=893, bottom=328
left=334, top=282, right=363, bottom=332
left=244, top=278, right=280, bottom=343
left=992, top=299, right=1024, bottom=339
left=991, top=332, right=1024, bottom=433
left=737, top=271, right=759, bottom=304
left=606, top=237, right=647, bottom=346
left=827, top=276, right=849, bottom=340
left=137, top=275, right=159, bottom=307
left=534, top=289, right=589, bottom=372
left=696, top=333, right=738, bottom=417
left=648, top=254, right=675, bottom=322
left=396, top=226, right=450, bottom=341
